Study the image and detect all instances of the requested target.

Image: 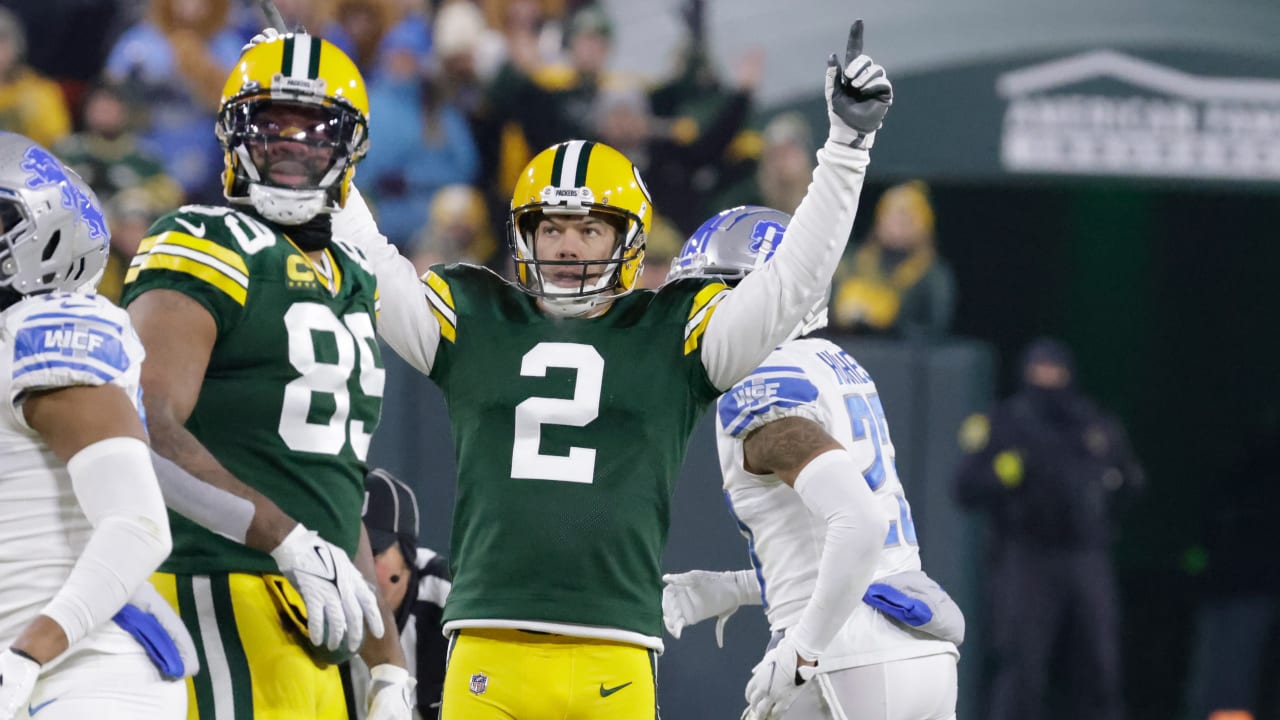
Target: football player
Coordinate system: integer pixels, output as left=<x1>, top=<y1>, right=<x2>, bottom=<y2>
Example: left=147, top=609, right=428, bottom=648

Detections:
left=0, top=132, right=194, bottom=719
left=661, top=206, right=964, bottom=720
left=120, top=35, right=411, bottom=720
left=332, top=21, right=893, bottom=719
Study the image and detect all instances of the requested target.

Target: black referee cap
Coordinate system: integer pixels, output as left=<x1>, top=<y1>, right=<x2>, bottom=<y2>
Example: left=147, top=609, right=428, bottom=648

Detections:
left=363, top=468, right=420, bottom=556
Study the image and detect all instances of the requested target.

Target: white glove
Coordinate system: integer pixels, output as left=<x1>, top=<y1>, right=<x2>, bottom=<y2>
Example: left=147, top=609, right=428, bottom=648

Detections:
left=743, top=635, right=816, bottom=720
left=0, top=649, right=40, bottom=720
left=241, top=26, right=281, bottom=54
left=662, top=570, right=761, bottom=648
left=825, top=20, right=893, bottom=150
left=269, top=524, right=385, bottom=653
left=127, top=581, right=201, bottom=678
left=367, top=663, right=416, bottom=720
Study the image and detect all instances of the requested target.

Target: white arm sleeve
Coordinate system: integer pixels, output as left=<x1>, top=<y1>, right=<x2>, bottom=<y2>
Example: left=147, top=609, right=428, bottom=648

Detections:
left=332, top=186, right=442, bottom=375
left=150, top=449, right=255, bottom=545
left=786, top=448, right=888, bottom=660
left=39, top=437, right=173, bottom=647
left=700, top=141, right=870, bottom=390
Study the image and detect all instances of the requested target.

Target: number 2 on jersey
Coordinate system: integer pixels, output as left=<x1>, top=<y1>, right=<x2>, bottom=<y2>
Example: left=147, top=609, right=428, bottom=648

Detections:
left=511, top=343, right=604, bottom=484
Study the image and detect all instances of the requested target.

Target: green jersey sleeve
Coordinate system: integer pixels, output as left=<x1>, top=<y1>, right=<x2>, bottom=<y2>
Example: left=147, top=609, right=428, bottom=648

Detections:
left=120, top=206, right=251, bottom=335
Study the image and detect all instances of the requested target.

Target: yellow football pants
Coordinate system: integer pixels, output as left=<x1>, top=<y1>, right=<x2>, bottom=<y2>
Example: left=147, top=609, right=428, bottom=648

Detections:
left=151, top=572, right=350, bottom=720
left=442, top=628, right=658, bottom=719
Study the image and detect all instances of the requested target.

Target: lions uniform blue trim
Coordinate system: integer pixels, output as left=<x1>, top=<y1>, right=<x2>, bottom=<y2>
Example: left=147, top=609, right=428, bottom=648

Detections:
left=24, top=312, right=124, bottom=333
left=862, top=583, right=934, bottom=628
left=717, top=367, right=819, bottom=437
left=723, top=492, right=769, bottom=609
left=12, top=321, right=131, bottom=383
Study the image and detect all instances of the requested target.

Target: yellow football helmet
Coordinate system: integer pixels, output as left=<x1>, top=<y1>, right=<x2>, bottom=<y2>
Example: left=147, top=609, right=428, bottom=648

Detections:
left=217, top=33, right=369, bottom=225
left=509, top=140, right=652, bottom=316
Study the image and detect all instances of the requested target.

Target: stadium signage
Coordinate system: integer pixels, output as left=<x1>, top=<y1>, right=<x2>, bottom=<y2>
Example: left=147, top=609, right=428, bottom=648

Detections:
left=998, top=50, right=1280, bottom=180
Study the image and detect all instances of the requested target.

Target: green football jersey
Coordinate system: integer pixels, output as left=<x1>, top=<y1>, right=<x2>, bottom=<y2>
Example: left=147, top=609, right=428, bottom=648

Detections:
left=121, top=204, right=383, bottom=574
left=423, top=264, right=729, bottom=639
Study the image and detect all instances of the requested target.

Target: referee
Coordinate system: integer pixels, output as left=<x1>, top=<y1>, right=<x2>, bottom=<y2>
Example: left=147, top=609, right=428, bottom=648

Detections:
left=344, top=468, right=451, bottom=718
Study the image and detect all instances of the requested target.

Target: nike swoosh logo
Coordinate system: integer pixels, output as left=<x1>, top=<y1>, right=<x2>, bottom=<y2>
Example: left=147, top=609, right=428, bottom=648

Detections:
left=29, top=698, right=57, bottom=715
left=174, top=218, right=206, bottom=238
left=308, top=546, right=338, bottom=582
left=600, top=681, right=632, bottom=697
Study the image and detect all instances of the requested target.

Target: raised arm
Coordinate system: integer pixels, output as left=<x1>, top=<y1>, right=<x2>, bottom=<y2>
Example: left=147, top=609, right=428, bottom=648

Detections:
left=700, top=22, right=892, bottom=390
left=333, top=186, right=443, bottom=376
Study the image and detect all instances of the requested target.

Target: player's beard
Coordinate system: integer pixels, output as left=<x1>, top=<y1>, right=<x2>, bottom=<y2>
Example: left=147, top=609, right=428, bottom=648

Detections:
left=247, top=207, right=333, bottom=251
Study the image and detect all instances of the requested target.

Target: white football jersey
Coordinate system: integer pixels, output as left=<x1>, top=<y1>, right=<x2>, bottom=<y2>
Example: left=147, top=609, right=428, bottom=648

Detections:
left=0, top=292, right=146, bottom=659
left=716, top=338, right=957, bottom=670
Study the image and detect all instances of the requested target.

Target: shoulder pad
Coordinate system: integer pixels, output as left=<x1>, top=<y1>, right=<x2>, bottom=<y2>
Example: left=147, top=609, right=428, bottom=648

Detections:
left=717, top=362, right=821, bottom=438
left=5, top=292, right=143, bottom=394
left=681, top=280, right=731, bottom=356
left=128, top=205, right=266, bottom=306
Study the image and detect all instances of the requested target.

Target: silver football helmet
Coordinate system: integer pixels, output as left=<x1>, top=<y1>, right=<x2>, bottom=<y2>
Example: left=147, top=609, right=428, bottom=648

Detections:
left=667, top=205, right=828, bottom=338
left=0, top=132, right=109, bottom=296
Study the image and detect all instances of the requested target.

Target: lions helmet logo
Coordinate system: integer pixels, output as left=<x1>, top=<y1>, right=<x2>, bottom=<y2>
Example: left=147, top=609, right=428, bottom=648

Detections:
left=20, top=145, right=108, bottom=243
left=747, top=220, right=786, bottom=265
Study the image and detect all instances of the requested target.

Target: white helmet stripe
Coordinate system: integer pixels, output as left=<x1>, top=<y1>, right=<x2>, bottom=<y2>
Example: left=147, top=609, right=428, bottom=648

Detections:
left=290, top=36, right=311, bottom=79
left=559, top=140, right=585, bottom=188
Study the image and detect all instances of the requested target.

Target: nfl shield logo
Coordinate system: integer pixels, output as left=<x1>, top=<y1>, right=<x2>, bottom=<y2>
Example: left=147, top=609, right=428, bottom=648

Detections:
left=469, top=672, right=488, bottom=695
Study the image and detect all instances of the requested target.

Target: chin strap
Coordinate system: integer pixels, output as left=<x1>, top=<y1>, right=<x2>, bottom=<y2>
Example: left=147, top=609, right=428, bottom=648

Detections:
left=248, top=184, right=328, bottom=226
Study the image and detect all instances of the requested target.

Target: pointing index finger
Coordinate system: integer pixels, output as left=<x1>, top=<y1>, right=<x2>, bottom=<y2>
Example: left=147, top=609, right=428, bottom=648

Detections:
left=846, top=20, right=864, bottom=65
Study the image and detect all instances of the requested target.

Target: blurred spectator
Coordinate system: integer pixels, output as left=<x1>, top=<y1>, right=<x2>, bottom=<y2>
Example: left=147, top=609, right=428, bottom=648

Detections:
left=483, top=0, right=601, bottom=198
left=373, top=0, right=434, bottom=80
left=636, top=214, right=685, bottom=290
left=54, top=83, right=183, bottom=215
left=830, top=180, right=955, bottom=338
left=480, top=0, right=568, bottom=60
left=954, top=338, right=1145, bottom=720
left=333, top=0, right=394, bottom=73
left=230, top=0, right=339, bottom=44
left=709, top=111, right=814, bottom=218
left=361, top=60, right=479, bottom=250
left=98, top=196, right=161, bottom=303
left=407, top=184, right=498, bottom=275
left=0, top=8, right=71, bottom=147
left=54, top=82, right=183, bottom=302
left=104, top=0, right=244, bottom=202
left=1184, top=410, right=1280, bottom=720
left=593, top=64, right=756, bottom=236
left=433, top=0, right=509, bottom=93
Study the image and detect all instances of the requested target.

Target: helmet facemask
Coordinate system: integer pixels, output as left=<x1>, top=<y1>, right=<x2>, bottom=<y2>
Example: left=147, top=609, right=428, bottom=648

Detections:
left=510, top=196, right=646, bottom=318
left=0, top=135, right=109, bottom=301
left=219, top=94, right=367, bottom=225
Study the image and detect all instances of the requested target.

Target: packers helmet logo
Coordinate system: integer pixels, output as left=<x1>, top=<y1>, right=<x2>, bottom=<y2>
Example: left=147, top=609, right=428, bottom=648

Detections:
left=286, top=255, right=316, bottom=287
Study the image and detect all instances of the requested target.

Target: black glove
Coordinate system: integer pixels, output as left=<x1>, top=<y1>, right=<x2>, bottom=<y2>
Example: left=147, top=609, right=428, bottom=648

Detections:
left=825, top=20, right=893, bottom=150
